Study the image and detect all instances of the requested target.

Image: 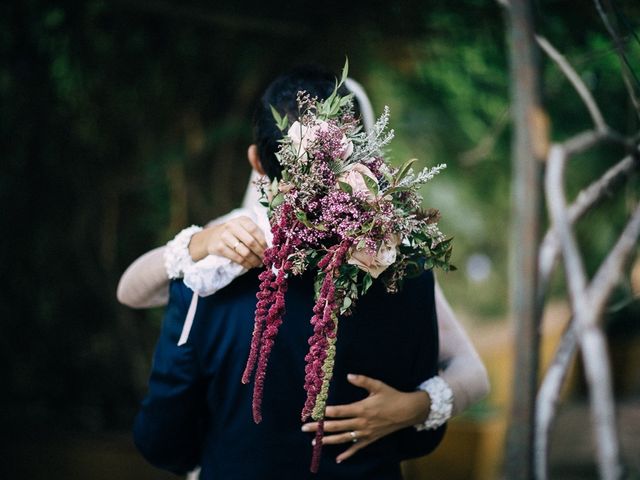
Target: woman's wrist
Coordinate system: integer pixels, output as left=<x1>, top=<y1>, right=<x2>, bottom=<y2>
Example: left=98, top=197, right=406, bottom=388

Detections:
left=404, top=390, right=431, bottom=428
left=188, top=227, right=219, bottom=262
left=414, top=375, right=454, bottom=431
left=164, top=225, right=203, bottom=279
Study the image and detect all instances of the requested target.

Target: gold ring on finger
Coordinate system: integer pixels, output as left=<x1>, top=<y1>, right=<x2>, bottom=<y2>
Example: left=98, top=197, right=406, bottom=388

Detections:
left=349, top=431, right=358, bottom=443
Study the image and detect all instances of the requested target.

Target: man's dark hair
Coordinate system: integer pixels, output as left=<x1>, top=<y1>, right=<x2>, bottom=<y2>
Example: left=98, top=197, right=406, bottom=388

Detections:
left=253, top=65, right=355, bottom=180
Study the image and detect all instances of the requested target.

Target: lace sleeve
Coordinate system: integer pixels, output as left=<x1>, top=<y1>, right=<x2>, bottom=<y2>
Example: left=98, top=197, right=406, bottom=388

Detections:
left=414, top=376, right=454, bottom=431
left=182, top=207, right=259, bottom=297
left=164, top=225, right=203, bottom=279
left=183, top=256, right=246, bottom=297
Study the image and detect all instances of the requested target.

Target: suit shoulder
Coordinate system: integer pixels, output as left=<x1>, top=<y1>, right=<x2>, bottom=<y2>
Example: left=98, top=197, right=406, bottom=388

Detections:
left=403, top=268, right=435, bottom=295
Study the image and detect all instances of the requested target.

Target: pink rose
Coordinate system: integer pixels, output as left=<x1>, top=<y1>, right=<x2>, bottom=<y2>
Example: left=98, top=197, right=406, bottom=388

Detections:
left=288, top=120, right=324, bottom=160
left=288, top=120, right=353, bottom=161
left=338, top=163, right=378, bottom=202
left=347, top=235, right=400, bottom=278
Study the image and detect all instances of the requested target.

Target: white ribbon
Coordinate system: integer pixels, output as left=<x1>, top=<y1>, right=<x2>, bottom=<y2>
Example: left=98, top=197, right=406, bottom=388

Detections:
left=177, top=292, right=199, bottom=346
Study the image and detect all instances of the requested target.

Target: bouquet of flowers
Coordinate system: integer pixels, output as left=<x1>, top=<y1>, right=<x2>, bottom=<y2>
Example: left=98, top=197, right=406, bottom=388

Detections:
left=241, top=63, right=454, bottom=471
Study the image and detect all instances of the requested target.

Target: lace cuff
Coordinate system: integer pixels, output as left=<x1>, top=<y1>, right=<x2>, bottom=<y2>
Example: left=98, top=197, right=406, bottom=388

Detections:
left=183, top=255, right=246, bottom=297
left=415, top=376, right=454, bottom=431
left=164, top=225, right=203, bottom=279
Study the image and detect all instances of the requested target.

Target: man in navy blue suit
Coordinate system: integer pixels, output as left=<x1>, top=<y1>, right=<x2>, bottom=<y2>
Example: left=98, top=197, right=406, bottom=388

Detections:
left=133, top=67, right=446, bottom=479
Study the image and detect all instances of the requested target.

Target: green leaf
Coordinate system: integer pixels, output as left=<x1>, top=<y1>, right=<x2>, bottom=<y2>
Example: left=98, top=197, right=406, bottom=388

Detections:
left=342, top=297, right=353, bottom=309
left=270, top=192, right=285, bottom=208
left=330, top=160, right=345, bottom=175
left=339, top=93, right=354, bottom=107
left=361, top=273, right=373, bottom=295
left=270, top=105, right=283, bottom=129
left=340, top=57, right=349, bottom=86
left=329, top=94, right=341, bottom=116
left=320, top=89, right=338, bottom=118
left=439, top=237, right=453, bottom=250
left=339, top=294, right=352, bottom=312
left=293, top=211, right=328, bottom=231
left=270, top=178, right=279, bottom=197
left=337, top=181, right=353, bottom=194
left=362, top=173, right=379, bottom=196
left=295, top=210, right=309, bottom=223
left=395, top=158, right=418, bottom=184
left=361, top=219, right=375, bottom=233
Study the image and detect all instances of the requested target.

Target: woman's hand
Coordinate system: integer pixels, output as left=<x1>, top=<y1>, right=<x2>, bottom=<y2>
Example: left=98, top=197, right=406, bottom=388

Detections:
left=301, top=374, right=430, bottom=463
left=188, top=216, right=267, bottom=269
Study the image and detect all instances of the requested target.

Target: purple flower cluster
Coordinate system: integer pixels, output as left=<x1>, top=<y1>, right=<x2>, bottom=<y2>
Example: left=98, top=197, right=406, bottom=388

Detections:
left=310, top=120, right=350, bottom=162
left=310, top=419, right=325, bottom=474
left=309, top=159, right=336, bottom=188
left=302, top=239, right=351, bottom=473
left=362, top=156, right=385, bottom=176
left=301, top=241, right=348, bottom=420
left=242, top=203, right=294, bottom=423
left=317, top=190, right=374, bottom=240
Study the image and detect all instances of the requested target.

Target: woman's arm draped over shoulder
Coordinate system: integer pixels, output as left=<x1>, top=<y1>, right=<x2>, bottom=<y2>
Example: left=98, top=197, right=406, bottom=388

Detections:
left=117, top=221, right=221, bottom=309
left=116, top=209, right=267, bottom=308
left=117, top=247, right=171, bottom=308
left=435, top=280, right=490, bottom=415
left=117, top=174, right=264, bottom=309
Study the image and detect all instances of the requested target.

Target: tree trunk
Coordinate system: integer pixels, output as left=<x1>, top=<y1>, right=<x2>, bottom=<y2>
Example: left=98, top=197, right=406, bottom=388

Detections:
left=504, top=0, right=546, bottom=478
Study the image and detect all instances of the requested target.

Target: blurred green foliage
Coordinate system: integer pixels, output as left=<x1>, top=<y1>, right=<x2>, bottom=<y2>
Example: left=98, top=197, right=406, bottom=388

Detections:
left=1, top=0, right=638, bottom=433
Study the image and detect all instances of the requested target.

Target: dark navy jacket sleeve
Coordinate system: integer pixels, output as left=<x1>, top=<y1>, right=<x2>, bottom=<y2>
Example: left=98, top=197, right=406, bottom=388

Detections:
left=133, top=280, right=206, bottom=474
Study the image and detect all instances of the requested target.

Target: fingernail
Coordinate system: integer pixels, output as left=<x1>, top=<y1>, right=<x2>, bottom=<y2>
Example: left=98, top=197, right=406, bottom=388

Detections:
left=311, top=439, right=316, bottom=446
left=347, top=373, right=356, bottom=381
left=336, top=458, right=342, bottom=464
left=301, top=425, right=310, bottom=432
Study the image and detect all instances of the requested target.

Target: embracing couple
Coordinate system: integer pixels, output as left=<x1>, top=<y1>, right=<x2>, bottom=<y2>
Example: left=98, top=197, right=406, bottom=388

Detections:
left=121, top=65, right=489, bottom=479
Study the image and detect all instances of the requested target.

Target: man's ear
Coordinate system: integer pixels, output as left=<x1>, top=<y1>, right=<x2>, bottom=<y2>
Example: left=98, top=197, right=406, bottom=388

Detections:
left=247, top=144, right=266, bottom=175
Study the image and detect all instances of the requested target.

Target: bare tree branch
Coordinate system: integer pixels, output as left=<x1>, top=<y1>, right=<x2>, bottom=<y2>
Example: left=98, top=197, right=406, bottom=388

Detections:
left=564, top=129, right=608, bottom=154
left=536, top=147, right=638, bottom=480
left=580, top=327, right=622, bottom=480
left=588, top=202, right=640, bottom=317
left=567, top=152, right=638, bottom=223
left=538, top=150, right=639, bottom=295
left=534, top=322, right=578, bottom=480
left=536, top=36, right=607, bottom=132
left=545, top=143, right=623, bottom=479
left=545, top=145, right=589, bottom=302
